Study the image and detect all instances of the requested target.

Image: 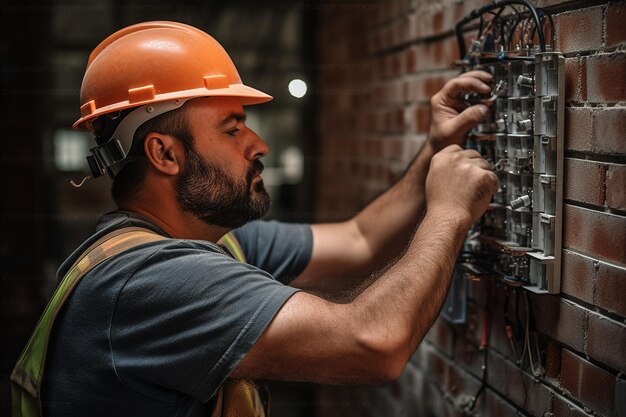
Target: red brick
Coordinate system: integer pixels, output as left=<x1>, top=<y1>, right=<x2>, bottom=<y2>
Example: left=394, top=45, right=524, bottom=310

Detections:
left=545, top=339, right=562, bottom=379
left=565, top=158, right=606, bottom=206
left=458, top=302, right=486, bottom=347
left=432, top=10, right=444, bottom=35
left=432, top=39, right=448, bottom=68
left=389, top=52, right=404, bottom=78
left=565, top=107, right=593, bottom=151
left=584, top=53, right=626, bottom=103
left=563, top=205, right=626, bottom=265
left=453, top=336, right=483, bottom=376
left=417, top=42, right=434, bottom=72
left=565, top=57, right=581, bottom=102
left=415, top=11, right=434, bottom=40
left=606, top=2, right=626, bottom=48
left=487, top=351, right=554, bottom=416
left=445, top=37, right=461, bottom=64
left=561, top=250, right=595, bottom=306
left=554, top=6, right=604, bottom=53
left=585, top=312, right=626, bottom=372
left=595, top=260, right=626, bottom=317
left=594, top=107, right=626, bottom=154
left=560, top=349, right=616, bottom=417
left=552, top=394, right=595, bottom=417
left=489, top=308, right=520, bottom=360
left=467, top=275, right=493, bottom=306
left=424, top=317, right=454, bottom=356
left=480, top=388, right=519, bottom=417
left=531, top=295, right=587, bottom=352
left=444, top=355, right=481, bottom=397
left=425, top=75, right=448, bottom=98
left=405, top=47, right=417, bottom=73
left=414, top=105, right=431, bottom=133
left=606, top=164, right=626, bottom=211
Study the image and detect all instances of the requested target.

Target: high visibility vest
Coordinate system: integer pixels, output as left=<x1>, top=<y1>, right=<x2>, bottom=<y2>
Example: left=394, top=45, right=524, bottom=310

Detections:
left=11, top=227, right=267, bottom=417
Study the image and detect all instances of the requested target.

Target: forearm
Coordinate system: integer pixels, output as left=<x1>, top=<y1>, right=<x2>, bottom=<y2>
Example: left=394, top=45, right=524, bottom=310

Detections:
left=350, top=209, right=470, bottom=365
left=236, top=211, right=469, bottom=385
left=293, top=140, right=437, bottom=294
left=352, top=140, right=436, bottom=269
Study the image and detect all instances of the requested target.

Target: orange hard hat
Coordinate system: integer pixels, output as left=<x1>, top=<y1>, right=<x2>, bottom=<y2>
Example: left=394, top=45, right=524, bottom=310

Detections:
left=73, top=21, right=272, bottom=131
left=68, top=21, right=273, bottom=184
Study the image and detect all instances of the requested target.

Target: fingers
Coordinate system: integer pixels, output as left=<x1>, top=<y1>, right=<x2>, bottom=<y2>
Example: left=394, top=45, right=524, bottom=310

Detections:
left=458, top=70, right=493, bottom=83
left=439, top=144, right=464, bottom=153
left=487, top=171, right=500, bottom=194
left=443, top=104, right=489, bottom=137
left=440, top=146, right=482, bottom=158
left=439, top=146, right=494, bottom=173
left=442, top=76, right=492, bottom=99
left=443, top=71, right=493, bottom=97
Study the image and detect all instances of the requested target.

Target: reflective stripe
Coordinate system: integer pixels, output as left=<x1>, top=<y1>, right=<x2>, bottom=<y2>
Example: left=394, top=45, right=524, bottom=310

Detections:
left=219, top=232, right=247, bottom=263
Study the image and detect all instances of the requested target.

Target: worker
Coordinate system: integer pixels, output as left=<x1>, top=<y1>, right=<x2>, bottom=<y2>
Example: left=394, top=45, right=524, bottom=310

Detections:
left=11, top=21, right=497, bottom=417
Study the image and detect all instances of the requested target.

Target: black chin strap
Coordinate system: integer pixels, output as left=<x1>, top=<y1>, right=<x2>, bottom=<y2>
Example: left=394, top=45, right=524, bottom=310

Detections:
left=68, top=110, right=133, bottom=187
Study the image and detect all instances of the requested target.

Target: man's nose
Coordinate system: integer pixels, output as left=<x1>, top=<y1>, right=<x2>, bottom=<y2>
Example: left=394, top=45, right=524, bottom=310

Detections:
left=246, top=129, right=269, bottom=160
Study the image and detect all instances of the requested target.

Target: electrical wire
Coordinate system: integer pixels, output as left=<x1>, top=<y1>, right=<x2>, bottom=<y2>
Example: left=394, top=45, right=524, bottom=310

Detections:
left=455, top=0, right=548, bottom=58
left=504, top=288, right=520, bottom=362
left=537, top=8, right=555, bottom=49
left=524, top=291, right=543, bottom=378
left=467, top=307, right=491, bottom=411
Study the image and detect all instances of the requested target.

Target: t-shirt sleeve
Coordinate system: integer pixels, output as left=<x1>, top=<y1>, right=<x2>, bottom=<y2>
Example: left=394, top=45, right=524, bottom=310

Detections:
left=109, top=241, right=299, bottom=403
left=232, top=220, right=313, bottom=284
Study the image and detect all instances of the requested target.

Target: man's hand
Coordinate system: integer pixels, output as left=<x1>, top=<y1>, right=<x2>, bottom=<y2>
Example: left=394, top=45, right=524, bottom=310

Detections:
left=428, top=71, right=493, bottom=152
left=426, top=144, right=499, bottom=225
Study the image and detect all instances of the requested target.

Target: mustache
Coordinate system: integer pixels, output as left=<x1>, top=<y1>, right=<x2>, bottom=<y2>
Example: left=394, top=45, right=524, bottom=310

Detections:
left=247, top=160, right=264, bottom=181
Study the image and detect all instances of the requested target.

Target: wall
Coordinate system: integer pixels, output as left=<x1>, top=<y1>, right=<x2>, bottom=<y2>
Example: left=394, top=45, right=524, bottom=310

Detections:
left=314, top=1, right=625, bottom=416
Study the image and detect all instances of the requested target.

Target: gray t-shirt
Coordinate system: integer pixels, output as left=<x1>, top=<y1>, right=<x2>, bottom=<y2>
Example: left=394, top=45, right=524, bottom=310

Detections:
left=42, top=211, right=312, bottom=417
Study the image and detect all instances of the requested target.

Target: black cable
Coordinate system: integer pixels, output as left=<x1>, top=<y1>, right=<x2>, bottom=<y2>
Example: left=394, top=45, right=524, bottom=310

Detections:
left=478, top=15, right=485, bottom=40
left=537, top=8, right=555, bottom=49
left=467, top=310, right=491, bottom=411
left=456, top=0, right=546, bottom=58
left=529, top=13, right=541, bottom=48
left=508, top=9, right=523, bottom=51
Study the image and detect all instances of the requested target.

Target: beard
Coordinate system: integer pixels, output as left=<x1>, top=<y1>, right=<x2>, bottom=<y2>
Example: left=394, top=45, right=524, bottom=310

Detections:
left=175, top=147, right=271, bottom=229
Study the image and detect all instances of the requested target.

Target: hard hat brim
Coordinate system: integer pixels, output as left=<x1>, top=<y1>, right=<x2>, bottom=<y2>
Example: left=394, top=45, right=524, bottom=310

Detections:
left=73, top=83, right=272, bottom=131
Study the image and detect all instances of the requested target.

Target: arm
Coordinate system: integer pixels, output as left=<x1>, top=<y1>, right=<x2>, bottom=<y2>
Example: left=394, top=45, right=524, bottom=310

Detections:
left=231, top=145, right=499, bottom=383
left=292, top=70, right=493, bottom=293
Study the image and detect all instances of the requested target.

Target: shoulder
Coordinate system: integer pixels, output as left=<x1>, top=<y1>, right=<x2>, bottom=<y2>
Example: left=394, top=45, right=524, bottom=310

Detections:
left=232, top=220, right=312, bottom=246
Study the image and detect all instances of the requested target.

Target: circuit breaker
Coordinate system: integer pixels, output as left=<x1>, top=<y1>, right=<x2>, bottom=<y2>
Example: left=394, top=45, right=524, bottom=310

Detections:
left=442, top=1, right=564, bottom=323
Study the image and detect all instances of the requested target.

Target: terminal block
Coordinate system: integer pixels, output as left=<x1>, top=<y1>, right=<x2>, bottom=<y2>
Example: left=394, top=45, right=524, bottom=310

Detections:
left=442, top=1, right=564, bottom=323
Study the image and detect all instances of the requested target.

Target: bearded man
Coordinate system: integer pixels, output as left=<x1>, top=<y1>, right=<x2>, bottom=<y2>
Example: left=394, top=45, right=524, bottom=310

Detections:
left=11, top=21, right=497, bottom=417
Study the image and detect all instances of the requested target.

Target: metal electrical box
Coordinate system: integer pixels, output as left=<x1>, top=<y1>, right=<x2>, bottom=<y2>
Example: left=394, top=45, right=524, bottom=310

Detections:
left=442, top=1, right=564, bottom=323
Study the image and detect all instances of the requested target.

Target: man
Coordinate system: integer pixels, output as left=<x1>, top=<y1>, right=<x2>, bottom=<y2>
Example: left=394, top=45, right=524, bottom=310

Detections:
left=14, top=21, right=497, bottom=416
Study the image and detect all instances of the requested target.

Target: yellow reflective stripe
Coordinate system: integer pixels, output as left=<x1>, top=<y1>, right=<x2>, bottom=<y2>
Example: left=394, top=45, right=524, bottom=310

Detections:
left=220, top=233, right=246, bottom=263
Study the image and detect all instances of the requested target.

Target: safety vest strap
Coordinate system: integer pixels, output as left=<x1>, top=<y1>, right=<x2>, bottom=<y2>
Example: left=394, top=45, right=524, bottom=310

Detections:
left=218, top=232, right=247, bottom=263
left=10, top=227, right=166, bottom=416
left=11, top=226, right=264, bottom=417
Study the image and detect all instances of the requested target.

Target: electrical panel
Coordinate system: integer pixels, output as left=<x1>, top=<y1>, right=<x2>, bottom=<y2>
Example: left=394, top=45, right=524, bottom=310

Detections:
left=442, top=1, right=564, bottom=322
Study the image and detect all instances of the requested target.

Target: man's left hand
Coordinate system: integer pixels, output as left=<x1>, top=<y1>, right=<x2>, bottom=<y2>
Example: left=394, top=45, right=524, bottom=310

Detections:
left=428, top=70, right=494, bottom=152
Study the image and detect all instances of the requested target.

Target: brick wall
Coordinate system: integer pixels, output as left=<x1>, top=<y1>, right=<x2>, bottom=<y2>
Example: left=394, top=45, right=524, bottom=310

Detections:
left=314, top=1, right=625, bottom=416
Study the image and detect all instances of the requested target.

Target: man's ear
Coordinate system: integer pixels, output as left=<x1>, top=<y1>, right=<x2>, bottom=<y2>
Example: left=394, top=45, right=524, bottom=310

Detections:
left=143, top=133, right=182, bottom=176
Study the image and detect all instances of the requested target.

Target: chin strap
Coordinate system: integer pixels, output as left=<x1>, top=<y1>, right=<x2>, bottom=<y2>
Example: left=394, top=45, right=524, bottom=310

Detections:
left=68, top=98, right=188, bottom=187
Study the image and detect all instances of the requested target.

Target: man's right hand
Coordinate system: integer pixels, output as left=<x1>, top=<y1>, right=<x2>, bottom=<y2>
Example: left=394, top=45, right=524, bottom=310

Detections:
left=425, top=144, right=499, bottom=226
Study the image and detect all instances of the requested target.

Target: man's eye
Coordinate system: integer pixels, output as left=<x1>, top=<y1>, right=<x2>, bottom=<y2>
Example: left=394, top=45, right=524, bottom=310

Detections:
left=226, top=128, right=239, bottom=137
